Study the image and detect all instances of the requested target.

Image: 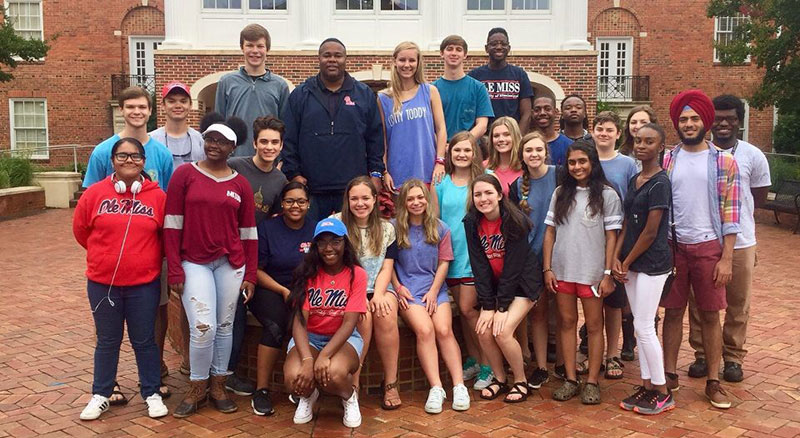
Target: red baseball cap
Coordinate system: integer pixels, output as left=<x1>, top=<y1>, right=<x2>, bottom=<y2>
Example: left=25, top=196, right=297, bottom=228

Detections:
left=161, top=81, right=191, bottom=99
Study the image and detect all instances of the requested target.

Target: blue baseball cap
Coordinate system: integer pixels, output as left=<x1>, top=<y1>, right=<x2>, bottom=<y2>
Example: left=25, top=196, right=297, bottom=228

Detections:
left=313, top=217, right=347, bottom=238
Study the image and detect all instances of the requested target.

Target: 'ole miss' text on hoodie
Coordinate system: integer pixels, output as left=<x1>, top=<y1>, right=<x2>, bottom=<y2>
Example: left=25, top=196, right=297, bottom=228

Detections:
left=73, top=176, right=166, bottom=286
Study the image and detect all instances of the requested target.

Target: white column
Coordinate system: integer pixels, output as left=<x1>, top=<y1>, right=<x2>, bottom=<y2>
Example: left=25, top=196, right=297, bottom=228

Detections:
left=160, top=0, right=193, bottom=49
left=426, top=0, right=454, bottom=51
left=561, top=0, right=592, bottom=50
left=297, top=0, right=324, bottom=49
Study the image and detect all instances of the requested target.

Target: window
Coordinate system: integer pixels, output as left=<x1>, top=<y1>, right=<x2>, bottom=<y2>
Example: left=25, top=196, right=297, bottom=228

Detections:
left=467, top=0, right=504, bottom=10
left=335, top=0, right=373, bottom=10
left=335, top=0, right=417, bottom=11
left=6, top=0, right=43, bottom=40
left=511, top=0, right=548, bottom=10
left=203, top=0, right=242, bottom=8
left=9, top=99, right=49, bottom=159
left=714, top=14, right=749, bottom=62
left=381, top=0, right=417, bottom=10
left=739, top=100, right=750, bottom=141
left=249, top=0, right=286, bottom=9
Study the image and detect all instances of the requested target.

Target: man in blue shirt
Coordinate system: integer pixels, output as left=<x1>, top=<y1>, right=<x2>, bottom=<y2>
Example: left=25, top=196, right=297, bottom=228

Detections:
left=531, top=95, right=573, bottom=166
left=433, top=35, right=494, bottom=141
left=469, top=28, right=533, bottom=134
left=83, top=86, right=173, bottom=191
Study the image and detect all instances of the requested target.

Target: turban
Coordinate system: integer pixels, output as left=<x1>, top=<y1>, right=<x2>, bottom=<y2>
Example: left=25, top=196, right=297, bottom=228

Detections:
left=669, top=89, right=715, bottom=131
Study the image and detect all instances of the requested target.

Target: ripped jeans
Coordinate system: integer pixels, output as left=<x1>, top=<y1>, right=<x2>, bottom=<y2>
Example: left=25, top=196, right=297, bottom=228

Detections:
left=182, top=256, right=244, bottom=381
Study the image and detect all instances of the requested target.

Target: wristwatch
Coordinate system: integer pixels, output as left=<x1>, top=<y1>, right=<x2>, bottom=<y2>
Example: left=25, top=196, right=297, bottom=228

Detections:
left=497, top=306, right=508, bottom=313
left=603, top=269, right=612, bottom=276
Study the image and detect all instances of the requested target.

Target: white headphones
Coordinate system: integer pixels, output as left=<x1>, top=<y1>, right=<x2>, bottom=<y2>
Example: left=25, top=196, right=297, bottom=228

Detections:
left=112, top=173, right=143, bottom=194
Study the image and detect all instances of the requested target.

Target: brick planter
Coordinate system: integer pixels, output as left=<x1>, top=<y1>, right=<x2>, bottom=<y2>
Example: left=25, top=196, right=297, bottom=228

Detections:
left=167, top=291, right=463, bottom=394
left=0, top=187, right=46, bottom=219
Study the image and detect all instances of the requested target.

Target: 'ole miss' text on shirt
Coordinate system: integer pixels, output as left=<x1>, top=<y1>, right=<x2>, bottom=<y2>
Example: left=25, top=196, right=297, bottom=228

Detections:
left=303, top=266, right=368, bottom=336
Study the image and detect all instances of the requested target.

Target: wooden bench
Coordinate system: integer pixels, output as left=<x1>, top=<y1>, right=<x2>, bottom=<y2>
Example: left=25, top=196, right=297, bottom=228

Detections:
left=763, top=179, right=800, bottom=234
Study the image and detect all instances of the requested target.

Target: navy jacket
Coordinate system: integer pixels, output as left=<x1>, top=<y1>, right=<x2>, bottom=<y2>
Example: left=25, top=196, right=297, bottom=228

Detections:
left=463, top=205, right=542, bottom=311
left=281, top=73, right=385, bottom=194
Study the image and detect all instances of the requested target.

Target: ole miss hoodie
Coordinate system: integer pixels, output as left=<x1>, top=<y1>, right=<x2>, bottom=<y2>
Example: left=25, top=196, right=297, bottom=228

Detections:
left=73, top=176, right=166, bottom=286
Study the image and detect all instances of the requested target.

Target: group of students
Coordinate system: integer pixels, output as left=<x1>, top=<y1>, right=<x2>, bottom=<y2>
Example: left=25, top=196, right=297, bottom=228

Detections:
left=73, top=22, right=770, bottom=428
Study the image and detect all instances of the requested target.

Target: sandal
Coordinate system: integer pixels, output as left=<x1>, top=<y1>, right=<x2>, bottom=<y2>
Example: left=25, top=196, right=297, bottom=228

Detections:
left=381, top=380, right=402, bottom=410
left=137, top=381, right=171, bottom=400
left=604, top=357, right=624, bottom=380
left=553, top=379, right=580, bottom=401
left=479, top=378, right=509, bottom=400
left=109, top=382, right=128, bottom=406
left=503, top=382, right=529, bottom=404
left=577, top=356, right=590, bottom=375
left=581, top=382, right=601, bottom=405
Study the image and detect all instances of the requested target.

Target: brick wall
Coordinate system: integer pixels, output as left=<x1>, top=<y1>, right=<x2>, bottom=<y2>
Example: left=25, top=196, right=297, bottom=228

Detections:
left=588, top=1, right=773, bottom=150
left=0, top=0, right=164, bottom=168
left=155, top=52, right=598, bottom=130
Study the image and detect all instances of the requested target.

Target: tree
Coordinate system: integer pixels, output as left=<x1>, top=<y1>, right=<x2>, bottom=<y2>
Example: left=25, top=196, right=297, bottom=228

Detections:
left=0, top=7, right=50, bottom=83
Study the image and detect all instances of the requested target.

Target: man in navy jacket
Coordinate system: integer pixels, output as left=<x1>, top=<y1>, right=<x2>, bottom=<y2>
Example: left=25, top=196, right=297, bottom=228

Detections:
left=281, top=38, right=385, bottom=222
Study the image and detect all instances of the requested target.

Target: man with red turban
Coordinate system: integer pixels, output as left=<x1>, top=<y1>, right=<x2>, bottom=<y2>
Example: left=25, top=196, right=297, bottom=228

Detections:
left=661, top=89, right=741, bottom=410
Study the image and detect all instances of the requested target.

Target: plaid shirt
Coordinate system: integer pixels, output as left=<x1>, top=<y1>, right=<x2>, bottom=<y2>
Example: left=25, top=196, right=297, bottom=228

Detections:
left=663, top=141, right=741, bottom=242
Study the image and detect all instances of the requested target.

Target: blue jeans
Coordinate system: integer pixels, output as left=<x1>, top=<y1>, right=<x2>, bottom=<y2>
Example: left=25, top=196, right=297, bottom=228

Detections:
left=182, top=256, right=244, bottom=381
left=88, top=279, right=161, bottom=398
left=307, top=191, right=344, bottom=224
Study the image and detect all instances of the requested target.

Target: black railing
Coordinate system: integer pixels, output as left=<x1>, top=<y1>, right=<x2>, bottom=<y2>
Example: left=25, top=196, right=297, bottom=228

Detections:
left=597, top=75, right=649, bottom=102
left=111, top=74, right=156, bottom=99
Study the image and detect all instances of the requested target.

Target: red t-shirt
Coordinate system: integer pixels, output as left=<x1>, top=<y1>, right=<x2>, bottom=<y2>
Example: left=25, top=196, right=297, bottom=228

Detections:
left=479, top=216, right=505, bottom=280
left=303, top=266, right=368, bottom=336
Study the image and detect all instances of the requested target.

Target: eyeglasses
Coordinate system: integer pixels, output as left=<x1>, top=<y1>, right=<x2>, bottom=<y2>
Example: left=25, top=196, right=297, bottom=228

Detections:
left=203, top=137, right=233, bottom=146
left=282, top=198, right=309, bottom=207
left=487, top=41, right=509, bottom=48
left=317, top=237, right=345, bottom=249
left=113, top=152, right=144, bottom=163
left=714, top=116, right=739, bottom=124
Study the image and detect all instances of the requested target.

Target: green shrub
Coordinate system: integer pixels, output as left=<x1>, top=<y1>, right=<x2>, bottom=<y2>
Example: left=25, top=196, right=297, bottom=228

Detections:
left=0, top=170, right=10, bottom=189
left=773, top=112, right=800, bottom=155
left=767, top=154, right=800, bottom=187
left=0, top=156, right=34, bottom=187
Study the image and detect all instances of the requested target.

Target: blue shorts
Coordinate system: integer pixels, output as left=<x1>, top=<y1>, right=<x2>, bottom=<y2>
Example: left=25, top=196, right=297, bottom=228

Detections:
left=287, top=328, right=364, bottom=358
left=407, top=287, right=450, bottom=307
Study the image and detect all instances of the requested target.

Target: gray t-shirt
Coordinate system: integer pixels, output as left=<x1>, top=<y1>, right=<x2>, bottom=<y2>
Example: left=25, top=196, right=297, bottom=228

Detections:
left=545, top=185, right=623, bottom=285
left=149, top=127, right=206, bottom=170
left=227, top=157, right=287, bottom=224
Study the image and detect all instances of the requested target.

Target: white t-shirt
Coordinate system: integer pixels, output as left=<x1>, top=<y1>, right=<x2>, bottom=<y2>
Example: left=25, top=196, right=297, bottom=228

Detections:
left=672, top=149, right=717, bottom=244
left=728, top=140, right=771, bottom=249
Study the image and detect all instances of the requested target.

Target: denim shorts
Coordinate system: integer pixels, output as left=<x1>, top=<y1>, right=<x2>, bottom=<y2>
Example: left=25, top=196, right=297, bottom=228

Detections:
left=287, top=328, right=364, bottom=358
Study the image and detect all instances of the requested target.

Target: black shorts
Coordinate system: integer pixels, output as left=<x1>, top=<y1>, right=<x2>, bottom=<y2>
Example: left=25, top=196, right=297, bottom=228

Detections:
left=603, top=279, right=627, bottom=309
left=248, top=287, right=291, bottom=348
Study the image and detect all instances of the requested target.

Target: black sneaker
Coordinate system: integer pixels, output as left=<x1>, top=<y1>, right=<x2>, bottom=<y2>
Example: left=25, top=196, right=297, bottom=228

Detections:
left=633, top=390, right=675, bottom=415
left=687, top=358, right=707, bottom=378
left=619, top=386, right=649, bottom=411
left=722, top=361, right=743, bottom=382
left=225, top=374, right=255, bottom=396
left=553, top=364, right=566, bottom=381
left=528, top=368, right=549, bottom=390
left=251, top=388, right=274, bottom=416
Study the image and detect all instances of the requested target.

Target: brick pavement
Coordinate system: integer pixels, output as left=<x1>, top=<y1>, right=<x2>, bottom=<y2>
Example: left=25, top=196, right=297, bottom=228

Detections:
left=0, top=209, right=798, bottom=438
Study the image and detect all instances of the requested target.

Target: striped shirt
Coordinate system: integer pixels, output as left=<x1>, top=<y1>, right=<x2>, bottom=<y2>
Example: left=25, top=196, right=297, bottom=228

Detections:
left=663, top=141, right=741, bottom=243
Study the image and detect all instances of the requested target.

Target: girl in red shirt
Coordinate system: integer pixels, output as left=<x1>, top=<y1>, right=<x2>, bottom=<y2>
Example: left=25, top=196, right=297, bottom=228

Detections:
left=284, top=217, right=367, bottom=428
left=74, top=137, right=168, bottom=420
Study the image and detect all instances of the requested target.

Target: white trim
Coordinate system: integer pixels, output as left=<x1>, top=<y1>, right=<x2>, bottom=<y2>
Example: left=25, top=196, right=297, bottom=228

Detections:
left=713, top=15, right=750, bottom=63
left=191, top=162, right=240, bottom=182
left=740, top=99, right=750, bottom=142
left=9, top=98, right=49, bottom=160
left=164, top=214, right=184, bottom=229
left=239, top=226, right=258, bottom=240
left=526, top=71, right=565, bottom=103
left=5, top=0, right=44, bottom=41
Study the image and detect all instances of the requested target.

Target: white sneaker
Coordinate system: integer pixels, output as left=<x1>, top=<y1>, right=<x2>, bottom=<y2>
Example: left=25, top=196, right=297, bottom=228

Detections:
left=424, top=386, right=446, bottom=414
left=452, top=384, right=471, bottom=411
left=463, top=362, right=481, bottom=381
left=293, top=389, right=319, bottom=424
left=341, top=389, right=362, bottom=428
left=145, top=393, right=168, bottom=418
left=79, top=394, right=109, bottom=420
left=473, top=369, right=495, bottom=391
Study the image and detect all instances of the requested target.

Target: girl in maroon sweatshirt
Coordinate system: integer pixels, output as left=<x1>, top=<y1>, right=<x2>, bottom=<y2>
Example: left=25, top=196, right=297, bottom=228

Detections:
left=73, top=137, right=168, bottom=421
left=165, top=114, right=257, bottom=418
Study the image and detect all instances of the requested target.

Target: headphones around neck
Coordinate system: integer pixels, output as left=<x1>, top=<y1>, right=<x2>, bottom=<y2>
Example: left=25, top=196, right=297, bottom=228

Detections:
left=112, top=173, right=143, bottom=195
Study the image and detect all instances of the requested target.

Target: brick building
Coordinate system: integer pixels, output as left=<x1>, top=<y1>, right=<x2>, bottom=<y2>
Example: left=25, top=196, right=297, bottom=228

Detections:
left=589, top=0, right=774, bottom=148
left=0, top=0, right=164, bottom=167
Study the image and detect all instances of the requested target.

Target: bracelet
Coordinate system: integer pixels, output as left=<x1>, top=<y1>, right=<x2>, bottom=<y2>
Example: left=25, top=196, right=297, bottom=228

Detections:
left=369, top=171, right=383, bottom=179
left=543, top=268, right=553, bottom=273
left=301, top=356, right=313, bottom=362
left=435, top=157, right=446, bottom=166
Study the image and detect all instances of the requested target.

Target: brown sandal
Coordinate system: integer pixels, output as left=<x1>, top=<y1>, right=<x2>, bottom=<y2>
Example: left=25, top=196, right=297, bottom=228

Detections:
left=381, top=380, right=402, bottom=410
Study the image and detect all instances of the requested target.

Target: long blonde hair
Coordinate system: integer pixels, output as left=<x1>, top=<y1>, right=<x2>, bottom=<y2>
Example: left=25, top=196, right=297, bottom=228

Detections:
left=384, top=41, right=425, bottom=115
left=487, top=116, right=522, bottom=171
left=517, top=131, right=549, bottom=214
left=340, top=176, right=383, bottom=256
left=395, top=179, right=440, bottom=249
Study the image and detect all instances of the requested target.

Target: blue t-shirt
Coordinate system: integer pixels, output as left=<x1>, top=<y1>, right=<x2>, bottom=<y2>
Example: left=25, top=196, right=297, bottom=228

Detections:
left=468, top=64, right=534, bottom=124
left=435, top=174, right=472, bottom=278
left=83, top=134, right=174, bottom=191
left=393, top=219, right=453, bottom=301
left=548, top=133, right=573, bottom=167
left=257, top=216, right=315, bottom=287
left=432, top=75, right=494, bottom=140
left=511, top=166, right=558, bottom=259
left=600, top=153, right=638, bottom=201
